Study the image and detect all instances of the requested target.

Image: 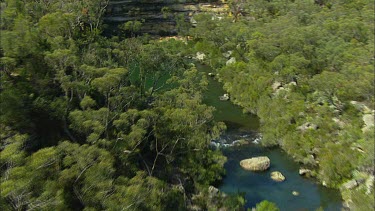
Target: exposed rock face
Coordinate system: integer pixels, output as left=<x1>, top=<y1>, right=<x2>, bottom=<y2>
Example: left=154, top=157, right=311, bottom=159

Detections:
left=240, top=156, right=270, bottom=171
left=332, top=117, right=345, bottom=129
left=222, top=50, right=232, bottom=58
left=232, top=139, right=249, bottom=146
left=219, top=93, right=229, bottom=101
left=271, top=171, right=285, bottom=182
left=226, top=57, right=236, bottom=66
left=341, top=180, right=358, bottom=190
left=299, top=168, right=312, bottom=176
left=366, top=175, right=374, bottom=194
left=208, top=185, right=219, bottom=198
left=287, top=81, right=297, bottom=86
left=272, top=81, right=282, bottom=91
left=362, top=113, right=374, bottom=132
left=105, top=0, right=228, bottom=35
left=297, top=122, right=318, bottom=131
left=350, top=101, right=372, bottom=114
left=195, top=52, right=206, bottom=61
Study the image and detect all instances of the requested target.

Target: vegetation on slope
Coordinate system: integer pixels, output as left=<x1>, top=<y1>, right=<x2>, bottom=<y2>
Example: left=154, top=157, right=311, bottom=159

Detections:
left=187, top=0, right=374, bottom=209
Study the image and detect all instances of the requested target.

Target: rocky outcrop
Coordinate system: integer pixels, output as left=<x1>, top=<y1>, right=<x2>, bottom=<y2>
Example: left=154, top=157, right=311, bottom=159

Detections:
left=222, top=50, right=232, bottom=58
left=105, top=0, right=228, bottom=35
left=240, top=156, right=270, bottom=171
left=362, top=113, right=374, bottom=132
left=299, top=168, right=312, bottom=176
left=226, top=57, right=236, bottom=66
left=341, top=180, right=358, bottom=190
left=365, top=175, right=374, bottom=194
left=219, top=93, right=229, bottom=101
left=270, top=171, right=285, bottom=182
left=272, top=81, right=282, bottom=91
left=332, top=117, right=345, bottom=129
left=232, top=139, right=249, bottom=146
left=297, top=122, right=318, bottom=131
left=208, top=185, right=220, bottom=198
left=195, top=52, right=206, bottom=61
left=350, top=101, right=372, bottom=114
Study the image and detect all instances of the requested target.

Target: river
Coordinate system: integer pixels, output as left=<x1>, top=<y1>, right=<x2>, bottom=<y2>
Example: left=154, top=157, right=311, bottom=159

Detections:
left=197, top=63, right=343, bottom=211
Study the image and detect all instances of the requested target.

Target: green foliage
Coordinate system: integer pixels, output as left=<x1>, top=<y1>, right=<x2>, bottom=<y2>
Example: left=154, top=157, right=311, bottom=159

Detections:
left=0, top=1, right=229, bottom=209
left=2, top=0, right=374, bottom=210
left=189, top=0, right=374, bottom=208
left=119, top=20, right=143, bottom=37
left=255, top=200, right=280, bottom=211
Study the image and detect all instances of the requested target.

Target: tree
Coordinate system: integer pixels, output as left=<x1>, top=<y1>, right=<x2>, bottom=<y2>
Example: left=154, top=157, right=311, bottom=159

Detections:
left=119, top=20, right=143, bottom=37
left=255, top=200, right=280, bottom=211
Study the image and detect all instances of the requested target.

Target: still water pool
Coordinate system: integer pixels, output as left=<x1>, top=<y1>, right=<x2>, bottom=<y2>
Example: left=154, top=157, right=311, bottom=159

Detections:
left=219, top=134, right=343, bottom=210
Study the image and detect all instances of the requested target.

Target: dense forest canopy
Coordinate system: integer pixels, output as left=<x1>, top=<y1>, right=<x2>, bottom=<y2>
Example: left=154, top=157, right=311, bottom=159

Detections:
left=1, top=0, right=374, bottom=210
left=0, top=0, right=242, bottom=210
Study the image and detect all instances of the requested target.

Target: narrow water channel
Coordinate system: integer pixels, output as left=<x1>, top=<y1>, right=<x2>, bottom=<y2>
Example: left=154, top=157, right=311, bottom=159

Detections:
left=197, top=63, right=343, bottom=211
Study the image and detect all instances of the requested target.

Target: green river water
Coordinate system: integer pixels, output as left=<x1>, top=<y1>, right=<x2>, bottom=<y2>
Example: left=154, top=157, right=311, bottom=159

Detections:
left=197, top=63, right=343, bottom=211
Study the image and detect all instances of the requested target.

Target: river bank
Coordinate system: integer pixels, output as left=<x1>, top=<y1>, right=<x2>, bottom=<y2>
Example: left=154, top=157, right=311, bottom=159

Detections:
left=197, top=63, right=343, bottom=210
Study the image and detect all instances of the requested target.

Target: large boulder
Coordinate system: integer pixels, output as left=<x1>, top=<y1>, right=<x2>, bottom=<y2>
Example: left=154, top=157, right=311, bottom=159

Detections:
left=240, top=156, right=270, bottom=171
left=271, top=171, right=285, bottom=182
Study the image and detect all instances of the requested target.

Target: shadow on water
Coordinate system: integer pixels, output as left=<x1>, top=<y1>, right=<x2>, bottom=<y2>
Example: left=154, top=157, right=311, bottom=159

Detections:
left=197, top=63, right=343, bottom=211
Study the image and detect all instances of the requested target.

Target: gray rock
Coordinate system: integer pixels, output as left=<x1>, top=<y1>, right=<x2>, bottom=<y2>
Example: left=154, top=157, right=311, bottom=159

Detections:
left=272, top=81, right=282, bottom=91
left=350, top=101, right=372, bottom=114
left=219, top=93, right=230, bottom=101
left=208, top=186, right=219, bottom=198
left=362, top=114, right=374, bottom=132
left=190, top=17, right=197, bottom=26
left=222, top=51, right=232, bottom=58
left=297, top=122, right=318, bottom=131
left=332, top=117, right=345, bottom=129
left=288, top=81, right=297, bottom=86
left=299, top=168, right=312, bottom=176
left=366, top=175, right=374, bottom=195
left=342, top=180, right=358, bottom=190
left=195, top=52, right=206, bottom=61
left=226, top=57, right=236, bottom=66
left=271, top=171, right=285, bottom=182
left=240, top=156, right=270, bottom=171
